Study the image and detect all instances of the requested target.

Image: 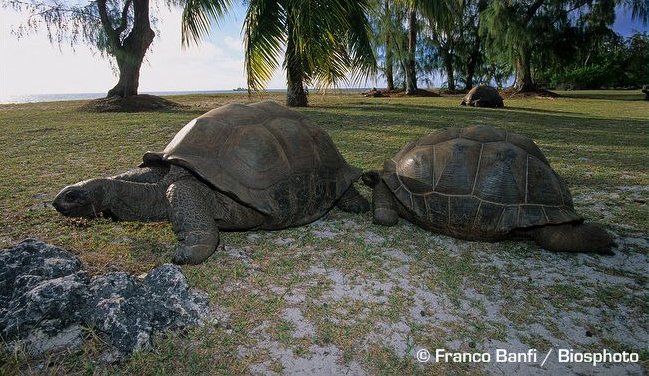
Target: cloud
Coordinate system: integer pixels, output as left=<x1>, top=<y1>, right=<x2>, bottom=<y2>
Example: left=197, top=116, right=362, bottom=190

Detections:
left=223, top=36, right=244, bottom=54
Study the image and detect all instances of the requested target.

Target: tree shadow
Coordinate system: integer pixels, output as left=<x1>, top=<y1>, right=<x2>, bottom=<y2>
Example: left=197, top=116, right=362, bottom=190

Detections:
left=501, top=106, right=585, bottom=116
left=558, top=92, right=646, bottom=101
left=303, top=102, right=648, bottom=167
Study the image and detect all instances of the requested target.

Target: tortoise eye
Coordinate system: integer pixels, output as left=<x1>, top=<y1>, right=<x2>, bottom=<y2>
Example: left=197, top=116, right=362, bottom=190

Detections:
left=65, top=191, right=82, bottom=201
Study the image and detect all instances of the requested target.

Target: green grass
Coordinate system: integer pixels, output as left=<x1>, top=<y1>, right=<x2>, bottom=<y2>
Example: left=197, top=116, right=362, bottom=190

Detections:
left=1, top=90, right=648, bottom=374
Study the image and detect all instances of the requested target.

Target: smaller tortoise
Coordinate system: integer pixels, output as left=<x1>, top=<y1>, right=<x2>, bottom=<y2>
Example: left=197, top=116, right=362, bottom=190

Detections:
left=363, top=125, right=613, bottom=254
left=53, top=101, right=369, bottom=264
left=461, top=85, right=504, bottom=107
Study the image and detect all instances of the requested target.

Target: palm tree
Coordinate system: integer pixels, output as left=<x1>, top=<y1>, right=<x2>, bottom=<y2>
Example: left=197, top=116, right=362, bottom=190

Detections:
left=181, top=0, right=376, bottom=107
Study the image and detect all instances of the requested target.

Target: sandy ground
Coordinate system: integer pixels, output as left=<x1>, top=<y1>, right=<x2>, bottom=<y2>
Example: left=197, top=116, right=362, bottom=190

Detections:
left=205, top=185, right=648, bottom=375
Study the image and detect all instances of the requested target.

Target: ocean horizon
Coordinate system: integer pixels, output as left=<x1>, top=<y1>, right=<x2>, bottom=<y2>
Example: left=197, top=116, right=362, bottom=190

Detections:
left=0, top=89, right=258, bottom=104
left=0, top=88, right=371, bottom=104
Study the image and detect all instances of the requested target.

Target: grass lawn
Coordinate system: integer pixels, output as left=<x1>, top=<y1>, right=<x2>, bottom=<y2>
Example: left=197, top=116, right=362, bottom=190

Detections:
left=1, top=90, right=647, bottom=374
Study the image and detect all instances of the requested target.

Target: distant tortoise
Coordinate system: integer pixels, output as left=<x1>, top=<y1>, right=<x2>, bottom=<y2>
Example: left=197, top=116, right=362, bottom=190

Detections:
left=363, top=125, right=613, bottom=254
left=53, top=101, right=369, bottom=264
left=461, top=85, right=504, bottom=107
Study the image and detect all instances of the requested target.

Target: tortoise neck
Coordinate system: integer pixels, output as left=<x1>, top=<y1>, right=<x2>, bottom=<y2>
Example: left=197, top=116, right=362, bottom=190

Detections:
left=102, top=179, right=169, bottom=221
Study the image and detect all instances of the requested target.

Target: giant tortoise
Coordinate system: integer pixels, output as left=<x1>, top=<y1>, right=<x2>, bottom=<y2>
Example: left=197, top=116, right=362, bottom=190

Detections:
left=461, top=85, right=504, bottom=107
left=53, top=101, right=369, bottom=264
left=363, top=125, right=613, bottom=254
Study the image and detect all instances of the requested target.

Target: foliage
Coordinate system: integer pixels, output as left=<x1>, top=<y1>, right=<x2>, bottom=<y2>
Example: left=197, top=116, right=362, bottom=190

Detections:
left=540, top=32, right=649, bottom=89
left=180, top=0, right=231, bottom=46
left=368, top=0, right=409, bottom=89
left=559, top=64, right=614, bottom=89
left=7, top=0, right=120, bottom=58
left=477, top=0, right=648, bottom=91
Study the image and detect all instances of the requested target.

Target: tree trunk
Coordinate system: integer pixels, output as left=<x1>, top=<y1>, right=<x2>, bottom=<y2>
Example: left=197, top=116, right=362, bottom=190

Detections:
left=285, top=17, right=308, bottom=107
left=514, top=47, right=535, bottom=92
left=405, top=9, right=418, bottom=94
left=108, top=52, right=143, bottom=97
left=384, top=0, right=394, bottom=91
left=385, top=46, right=394, bottom=91
left=465, top=35, right=481, bottom=90
left=105, top=0, right=154, bottom=98
left=465, top=0, right=487, bottom=91
left=286, top=68, right=307, bottom=107
left=442, top=49, right=455, bottom=91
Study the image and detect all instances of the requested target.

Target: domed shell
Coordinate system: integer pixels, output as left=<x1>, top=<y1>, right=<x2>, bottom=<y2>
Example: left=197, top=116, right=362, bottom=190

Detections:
left=142, top=101, right=360, bottom=227
left=383, top=125, right=580, bottom=240
left=461, top=86, right=504, bottom=107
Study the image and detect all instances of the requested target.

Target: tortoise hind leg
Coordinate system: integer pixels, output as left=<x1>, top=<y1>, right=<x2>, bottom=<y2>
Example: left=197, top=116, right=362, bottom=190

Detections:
left=166, top=177, right=219, bottom=265
left=336, top=185, right=370, bottom=213
left=530, top=223, right=615, bottom=255
left=372, top=181, right=399, bottom=226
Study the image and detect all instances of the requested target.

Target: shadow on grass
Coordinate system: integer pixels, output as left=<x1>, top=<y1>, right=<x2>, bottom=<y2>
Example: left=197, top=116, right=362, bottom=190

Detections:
left=558, top=92, right=646, bottom=101
left=303, top=102, right=649, bottom=168
left=500, top=106, right=585, bottom=116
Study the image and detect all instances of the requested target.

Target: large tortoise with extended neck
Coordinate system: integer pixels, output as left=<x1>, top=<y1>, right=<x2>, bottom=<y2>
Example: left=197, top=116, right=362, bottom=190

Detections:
left=363, top=125, right=613, bottom=254
left=53, top=101, right=369, bottom=264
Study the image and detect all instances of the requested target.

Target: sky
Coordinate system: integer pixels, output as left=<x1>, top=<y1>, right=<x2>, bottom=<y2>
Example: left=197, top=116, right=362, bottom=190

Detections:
left=0, top=2, right=289, bottom=98
left=0, top=1, right=647, bottom=99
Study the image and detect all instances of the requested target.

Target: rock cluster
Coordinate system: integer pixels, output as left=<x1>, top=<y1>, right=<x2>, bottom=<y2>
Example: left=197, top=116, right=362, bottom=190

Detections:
left=0, top=239, right=209, bottom=357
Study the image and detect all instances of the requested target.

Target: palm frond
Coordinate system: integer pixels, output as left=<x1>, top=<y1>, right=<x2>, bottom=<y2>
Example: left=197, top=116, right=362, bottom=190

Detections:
left=181, top=0, right=231, bottom=46
left=285, top=0, right=376, bottom=88
left=244, top=0, right=286, bottom=90
left=343, top=0, right=378, bottom=83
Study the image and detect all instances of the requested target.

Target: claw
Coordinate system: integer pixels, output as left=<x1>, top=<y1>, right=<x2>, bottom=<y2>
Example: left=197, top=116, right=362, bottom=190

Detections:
left=172, top=243, right=217, bottom=265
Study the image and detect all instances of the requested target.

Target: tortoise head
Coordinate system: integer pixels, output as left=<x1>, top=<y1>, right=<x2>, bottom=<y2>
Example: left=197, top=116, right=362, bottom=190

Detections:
left=53, top=179, right=107, bottom=218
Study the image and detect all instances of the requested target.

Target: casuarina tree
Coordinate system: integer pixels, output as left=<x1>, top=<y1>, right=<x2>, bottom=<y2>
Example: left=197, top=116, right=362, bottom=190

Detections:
left=480, top=0, right=648, bottom=93
left=6, top=0, right=155, bottom=98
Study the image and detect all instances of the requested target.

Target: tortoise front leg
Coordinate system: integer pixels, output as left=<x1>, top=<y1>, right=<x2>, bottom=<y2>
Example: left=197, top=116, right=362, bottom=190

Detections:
left=372, top=181, right=399, bottom=226
left=166, top=177, right=219, bottom=265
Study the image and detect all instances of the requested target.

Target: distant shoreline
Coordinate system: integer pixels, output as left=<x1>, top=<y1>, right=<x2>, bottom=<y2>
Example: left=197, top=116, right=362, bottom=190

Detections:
left=0, top=89, right=254, bottom=105
left=0, top=88, right=368, bottom=104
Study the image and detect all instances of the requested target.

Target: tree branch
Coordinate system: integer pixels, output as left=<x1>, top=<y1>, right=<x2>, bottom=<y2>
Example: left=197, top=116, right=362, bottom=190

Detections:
left=115, top=0, right=133, bottom=36
left=524, top=0, right=547, bottom=23
left=96, top=0, right=120, bottom=48
left=564, top=0, right=590, bottom=15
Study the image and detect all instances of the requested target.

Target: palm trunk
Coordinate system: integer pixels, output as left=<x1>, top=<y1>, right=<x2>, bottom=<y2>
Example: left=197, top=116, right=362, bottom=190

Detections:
left=285, top=17, right=308, bottom=107
left=385, top=46, right=394, bottom=91
left=405, top=9, right=418, bottom=94
left=106, top=0, right=154, bottom=98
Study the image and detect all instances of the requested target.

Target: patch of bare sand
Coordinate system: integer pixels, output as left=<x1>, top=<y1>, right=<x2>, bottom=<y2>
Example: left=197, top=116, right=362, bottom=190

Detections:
left=217, top=213, right=647, bottom=375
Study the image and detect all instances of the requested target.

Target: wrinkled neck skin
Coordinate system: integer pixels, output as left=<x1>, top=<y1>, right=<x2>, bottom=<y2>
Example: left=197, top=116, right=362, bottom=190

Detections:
left=98, top=178, right=169, bottom=222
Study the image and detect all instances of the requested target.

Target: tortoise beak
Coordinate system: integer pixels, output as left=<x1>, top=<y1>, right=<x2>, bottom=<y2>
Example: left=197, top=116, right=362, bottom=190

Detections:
left=53, top=186, right=96, bottom=218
